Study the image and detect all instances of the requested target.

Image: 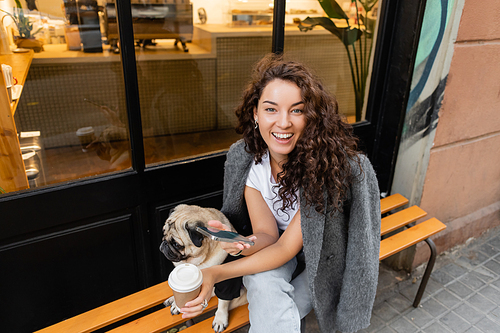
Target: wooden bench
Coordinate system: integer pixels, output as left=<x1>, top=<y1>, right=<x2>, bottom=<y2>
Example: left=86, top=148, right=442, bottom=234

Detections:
left=35, top=194, right=446, bottom=333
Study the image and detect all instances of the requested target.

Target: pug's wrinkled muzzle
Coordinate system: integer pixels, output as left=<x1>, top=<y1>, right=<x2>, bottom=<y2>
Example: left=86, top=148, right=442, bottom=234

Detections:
left=159, top=240, right=186, bottom=262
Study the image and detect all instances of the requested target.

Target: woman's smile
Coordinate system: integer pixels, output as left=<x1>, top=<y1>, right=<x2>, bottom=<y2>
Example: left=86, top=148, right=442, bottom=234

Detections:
left=254, top=79, right=306, bottom=164
left=272, top=132, right=293, bottom=140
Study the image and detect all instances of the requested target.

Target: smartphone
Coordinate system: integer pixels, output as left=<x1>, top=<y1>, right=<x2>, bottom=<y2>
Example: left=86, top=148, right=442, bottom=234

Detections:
left=196, top=226, right=255, bottom=246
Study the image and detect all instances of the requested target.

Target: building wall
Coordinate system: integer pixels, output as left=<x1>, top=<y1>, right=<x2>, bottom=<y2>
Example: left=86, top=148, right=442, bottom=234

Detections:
left=390, top=0, right=462, bottom=271
left=414, top=0, right=500, bottom=266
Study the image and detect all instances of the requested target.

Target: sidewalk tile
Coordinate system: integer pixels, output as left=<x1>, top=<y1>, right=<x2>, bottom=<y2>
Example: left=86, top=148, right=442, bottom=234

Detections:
left=386, top=293, right=413, bottom=313
left=473, top=266, right=497, bottom=282
left=422, top=278, right=443, bottom=295
left=420, top=297, right=448, bottom=316
left=423, top=321, right=453, bottom=333
left=440, top=311, right=472, bottom=333
left=399, top=281, right=437, bottom=305
left=478, top=286, right=500, bottom=305
left=447, top=281, right=474, bottom=298
left=458, top=272, right=486, bottom=290
left=364, top=314, right=385, bottom=332
left=453, top=303, right=485, bottom=324
left=474, top=316, right=500, bottom=333
left=432, top=269, right=456, bottom=285
left=434, top=289, right=461, bottom=308
left=376, top=326, right=397, bottom=333
left=404, top=307, right=434, bottom=328
left=442, top=263, right=468, bottom=279
left=467, top=293, right=497, bottom=313
left=464, top=327, right=483, bottom=333
left=492, top=279, right=500, bottom=289
left=456, top=251, right=489, bottom=268
left=478, top=243, right=498, bottom=257
left=488, top=236, right=500, bottom=250
left=372, top=302, right=399, bottom=321
left=484, top=260, right=500, bottom=276
left=389, top=317, right=418, bottom=333
left=490, top=307, right=500, bottom=323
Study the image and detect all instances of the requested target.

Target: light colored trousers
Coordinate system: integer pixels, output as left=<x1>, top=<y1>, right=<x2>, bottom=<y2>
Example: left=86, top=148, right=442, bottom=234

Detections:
left=242, top=257, right=313, bottom=333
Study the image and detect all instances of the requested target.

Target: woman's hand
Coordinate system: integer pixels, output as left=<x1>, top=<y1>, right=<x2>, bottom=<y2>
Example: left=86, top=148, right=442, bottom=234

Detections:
left=208, top=220, right=256, bottom=256
left=180, top=267, right=217, bottom=318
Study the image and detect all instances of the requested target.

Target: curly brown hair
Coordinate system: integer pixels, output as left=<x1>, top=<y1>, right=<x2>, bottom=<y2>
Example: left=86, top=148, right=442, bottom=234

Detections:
left=235, top=54, right=362, bottom=214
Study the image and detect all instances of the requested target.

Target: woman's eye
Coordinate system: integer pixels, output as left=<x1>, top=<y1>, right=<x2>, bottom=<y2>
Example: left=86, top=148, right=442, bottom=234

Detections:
left=291, top=109, right=303, bottom=114
left=265, top=108, right=276, bottom=112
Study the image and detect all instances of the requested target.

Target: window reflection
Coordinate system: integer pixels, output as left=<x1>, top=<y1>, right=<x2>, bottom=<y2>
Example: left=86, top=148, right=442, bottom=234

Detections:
left=0, top=0, right=381, bottom=193
left=133, top=0, right=274, bottom=167
left=0, top=0, right=132, bottom=195
left=286, top=0, right=381, bottom=123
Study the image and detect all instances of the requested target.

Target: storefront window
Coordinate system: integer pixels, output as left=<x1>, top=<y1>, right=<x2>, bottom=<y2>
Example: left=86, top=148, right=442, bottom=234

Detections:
left=285, top=0, right=381, bottom=123
left=0, top=0, right=381, bottom=194
left=0, top=0, right=132, bottom=194
left=134, top=0, right=272, bottom=167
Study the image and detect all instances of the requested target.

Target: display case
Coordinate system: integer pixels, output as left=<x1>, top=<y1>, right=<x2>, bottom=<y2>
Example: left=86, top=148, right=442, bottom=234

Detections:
left=226, top=0, right=324, bottom=27
left=104, top=0, right=194, bottom=52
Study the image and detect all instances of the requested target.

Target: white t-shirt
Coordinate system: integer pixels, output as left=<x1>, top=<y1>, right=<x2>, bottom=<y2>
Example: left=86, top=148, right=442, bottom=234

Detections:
left=245, top=151, right=299, bottom=231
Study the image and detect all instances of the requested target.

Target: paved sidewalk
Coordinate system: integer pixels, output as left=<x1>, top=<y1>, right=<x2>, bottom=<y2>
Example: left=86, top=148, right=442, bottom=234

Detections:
left=234, top=226, right=500, bottom=333
left=361, top=226, right=500, bottom=333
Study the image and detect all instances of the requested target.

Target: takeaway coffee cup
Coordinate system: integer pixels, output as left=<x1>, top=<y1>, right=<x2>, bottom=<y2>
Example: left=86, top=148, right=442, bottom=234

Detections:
left=76, top=127, right=96, bottom=152
left=168, top=263, right=203, bottom=309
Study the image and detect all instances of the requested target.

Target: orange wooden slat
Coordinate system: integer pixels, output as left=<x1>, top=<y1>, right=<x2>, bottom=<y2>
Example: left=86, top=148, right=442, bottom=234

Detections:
left=108, top=296, right=219, bottom=333
left=379, top=218, right=446, bottom=260
left=182, top=304, right=250, bottom=333
left=380, top=193, right=409, bottom=214
left=380, top=206, right=427, bottom=236
left=34, top=281, right=173, bottom=333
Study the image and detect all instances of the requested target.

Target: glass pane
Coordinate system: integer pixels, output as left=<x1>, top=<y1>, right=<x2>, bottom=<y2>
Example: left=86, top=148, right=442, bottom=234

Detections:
left=285, top=0, right=381, bottom=123
left=0, top=0, right=131, bottom=195
left=127, top=0, right=272, bottom=167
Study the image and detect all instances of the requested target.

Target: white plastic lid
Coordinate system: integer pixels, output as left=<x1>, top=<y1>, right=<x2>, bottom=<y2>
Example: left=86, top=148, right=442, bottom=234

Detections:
left=168, top=263, right=203, bottom=292
left=76, top=127, right=94, bottom=136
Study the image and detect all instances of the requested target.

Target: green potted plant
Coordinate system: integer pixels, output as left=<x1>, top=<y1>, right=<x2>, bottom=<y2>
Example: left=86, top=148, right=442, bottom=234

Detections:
left=297, top=0, right=378, bottom=122
left=1, top=0, right=43, bottom=52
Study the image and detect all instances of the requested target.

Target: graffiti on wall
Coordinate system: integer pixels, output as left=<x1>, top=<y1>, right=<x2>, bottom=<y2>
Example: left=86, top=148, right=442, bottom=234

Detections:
left=391, top=0, right=460, bottom=203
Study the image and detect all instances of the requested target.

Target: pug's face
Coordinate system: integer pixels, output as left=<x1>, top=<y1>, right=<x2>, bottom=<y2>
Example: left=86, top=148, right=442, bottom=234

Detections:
left=159, top=204, right=231, bottom=267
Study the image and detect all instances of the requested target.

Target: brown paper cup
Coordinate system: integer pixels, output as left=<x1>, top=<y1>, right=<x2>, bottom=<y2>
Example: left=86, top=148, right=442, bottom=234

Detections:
left=168, top=263, right=203, bottom=310
left=171, top=285, right=202, bottom=309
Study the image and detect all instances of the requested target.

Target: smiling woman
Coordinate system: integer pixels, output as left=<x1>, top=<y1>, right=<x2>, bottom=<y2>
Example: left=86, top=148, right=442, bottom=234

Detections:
left=253, top=79, right=306, bottom=176
left=178, top=54, right=381, bottom=333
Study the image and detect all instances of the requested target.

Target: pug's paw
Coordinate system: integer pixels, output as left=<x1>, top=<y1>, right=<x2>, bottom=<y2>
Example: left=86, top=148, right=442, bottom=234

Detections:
left=212, top=308, right=229, bottom=332
left=163, top=296, right=181, bottom=315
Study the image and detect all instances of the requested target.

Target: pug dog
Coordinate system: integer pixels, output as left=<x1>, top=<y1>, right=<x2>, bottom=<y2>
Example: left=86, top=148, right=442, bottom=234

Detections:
left=159, top=204, right=248, bottom=332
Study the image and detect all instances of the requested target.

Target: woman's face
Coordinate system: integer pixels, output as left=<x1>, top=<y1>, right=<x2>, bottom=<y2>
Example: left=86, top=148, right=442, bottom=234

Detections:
left=254, top=79, right=307, bottom=163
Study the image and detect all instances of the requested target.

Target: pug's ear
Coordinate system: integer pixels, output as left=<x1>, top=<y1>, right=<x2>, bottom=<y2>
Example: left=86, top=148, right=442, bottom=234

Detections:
left=186, top=222, right=204, bottom=248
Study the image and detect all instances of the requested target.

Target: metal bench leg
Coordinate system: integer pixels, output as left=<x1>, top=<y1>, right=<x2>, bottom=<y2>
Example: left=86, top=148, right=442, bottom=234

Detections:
left=413, top=238, right=437, bottom=307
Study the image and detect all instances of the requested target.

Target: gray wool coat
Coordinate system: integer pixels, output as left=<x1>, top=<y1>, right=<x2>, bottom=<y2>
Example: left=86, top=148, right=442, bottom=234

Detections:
left=221, top=140, right=381, bottom=333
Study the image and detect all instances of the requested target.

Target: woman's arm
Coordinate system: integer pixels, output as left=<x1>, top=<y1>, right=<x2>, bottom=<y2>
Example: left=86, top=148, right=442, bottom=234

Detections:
left=181, top=210, right=304, bottom=318
left=216, top=185, right=280, bottom=255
